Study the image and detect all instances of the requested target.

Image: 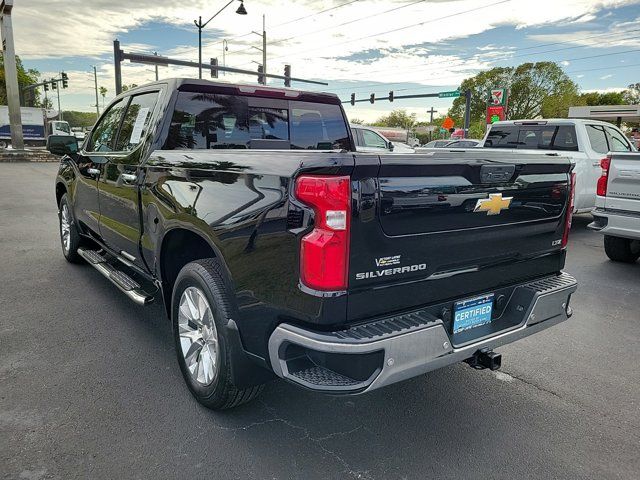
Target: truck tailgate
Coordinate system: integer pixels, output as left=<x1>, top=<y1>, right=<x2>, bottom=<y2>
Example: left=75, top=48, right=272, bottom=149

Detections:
left=348, top=150, right=572, bottom=321
left=604, top=152, right=640, bottom=214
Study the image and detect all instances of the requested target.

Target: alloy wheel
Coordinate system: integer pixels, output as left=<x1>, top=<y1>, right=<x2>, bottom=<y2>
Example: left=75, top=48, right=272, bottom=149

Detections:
left=177, top=286, right=220, bottom=386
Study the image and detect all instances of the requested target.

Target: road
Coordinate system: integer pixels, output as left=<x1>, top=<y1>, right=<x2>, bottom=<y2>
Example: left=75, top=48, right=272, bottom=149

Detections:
left=1, top=163, right=638, bottom=480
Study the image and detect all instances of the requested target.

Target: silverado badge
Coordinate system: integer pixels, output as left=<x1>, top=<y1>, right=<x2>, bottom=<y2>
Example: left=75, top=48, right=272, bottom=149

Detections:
left=473, top=193, right=512, bottom=216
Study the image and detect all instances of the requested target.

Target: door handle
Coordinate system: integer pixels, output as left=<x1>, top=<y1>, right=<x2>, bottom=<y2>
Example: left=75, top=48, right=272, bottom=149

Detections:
left=121, top=173, right=137, bottom=183
left=592, top=162, right=601, bottom=167
left=87, top=167, right=100, bottom=176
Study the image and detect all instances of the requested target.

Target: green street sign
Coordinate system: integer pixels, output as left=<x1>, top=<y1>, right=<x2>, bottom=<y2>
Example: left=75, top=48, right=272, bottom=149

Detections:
left=438, top=91, right=461, bottom=98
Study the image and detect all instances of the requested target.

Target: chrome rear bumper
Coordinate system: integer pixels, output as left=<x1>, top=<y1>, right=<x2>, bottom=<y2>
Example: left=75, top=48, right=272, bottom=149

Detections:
left=268, top=273, right=577, bottom=394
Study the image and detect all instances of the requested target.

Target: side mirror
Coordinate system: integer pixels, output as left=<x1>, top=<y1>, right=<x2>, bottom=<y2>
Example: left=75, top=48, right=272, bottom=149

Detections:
left=47, top=135, right=78, bottom=156
left=388, top=141, right=394, bottom=151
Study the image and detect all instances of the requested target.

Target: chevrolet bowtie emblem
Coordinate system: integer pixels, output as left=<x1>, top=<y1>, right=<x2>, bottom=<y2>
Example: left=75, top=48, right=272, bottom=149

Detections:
left=474, top=193, right=513, bottom=215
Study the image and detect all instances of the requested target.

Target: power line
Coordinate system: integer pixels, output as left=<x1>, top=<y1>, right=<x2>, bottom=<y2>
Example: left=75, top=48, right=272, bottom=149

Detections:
left=336, top=49, right=640, bottom=100
left=312, top=31, right=640, bottom=93
left=235, top=0, right=512, bottom=67
left=207, top=0, right=362, bottom=49
left=226, top=0, right=429, bottom=55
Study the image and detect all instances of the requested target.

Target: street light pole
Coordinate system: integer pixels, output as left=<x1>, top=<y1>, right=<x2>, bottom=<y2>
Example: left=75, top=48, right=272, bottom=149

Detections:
left=194, top=0, right=247, bottom=80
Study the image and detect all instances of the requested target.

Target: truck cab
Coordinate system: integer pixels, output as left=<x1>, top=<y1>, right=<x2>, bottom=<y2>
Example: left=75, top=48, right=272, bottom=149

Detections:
left=47, top=120, right=73, bottom=137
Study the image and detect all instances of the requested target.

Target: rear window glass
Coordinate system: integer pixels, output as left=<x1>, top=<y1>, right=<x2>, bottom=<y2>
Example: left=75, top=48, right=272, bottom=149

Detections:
left=484, top=125, right=578, bottom=151
left=164, top=92, right=349, bottom=150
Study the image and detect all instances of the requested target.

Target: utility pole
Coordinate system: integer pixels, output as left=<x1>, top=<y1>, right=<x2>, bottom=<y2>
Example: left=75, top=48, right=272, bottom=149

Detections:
left=0, top=0, right=24, bottom=149
left=153, top=52, right=159, bottom=81
left=427, top=107, right=436, bottom=123
left=55, top=78, right=62, bottom=121
left=262, top=15, right=267, bottom=85
left=93, top=66, right=100, bottom=118
left=222, top=39, right=228, bottom=76
left=463, top=89, right=472, bottom=139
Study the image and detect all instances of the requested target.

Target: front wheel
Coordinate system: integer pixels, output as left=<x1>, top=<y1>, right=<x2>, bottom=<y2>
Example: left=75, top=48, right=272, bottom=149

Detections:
left=604, top=235, right=640, bottom=263
left=172, top=259, right=263, bottom=410
left=59, top=194, right=83, bottom=263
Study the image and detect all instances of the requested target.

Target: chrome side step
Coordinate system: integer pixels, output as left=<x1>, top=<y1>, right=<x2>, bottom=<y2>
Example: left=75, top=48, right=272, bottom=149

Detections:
left=78, top=248, right=155, bottom=306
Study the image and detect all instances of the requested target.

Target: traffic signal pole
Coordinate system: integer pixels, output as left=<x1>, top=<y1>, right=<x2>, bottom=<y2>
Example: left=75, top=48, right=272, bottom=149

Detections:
left=113, top=40, right=327, bottom=94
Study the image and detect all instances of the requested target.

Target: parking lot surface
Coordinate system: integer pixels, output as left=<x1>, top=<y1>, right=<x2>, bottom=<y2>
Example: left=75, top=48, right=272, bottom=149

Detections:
left=1, top=163, right=639, bottom=480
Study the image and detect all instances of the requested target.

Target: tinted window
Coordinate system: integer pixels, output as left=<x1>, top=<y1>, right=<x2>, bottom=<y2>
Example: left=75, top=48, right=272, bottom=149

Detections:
left=605, top=126, right=632, bottom=152
left=485, top=125, right=578, bottom=151
left=586, top=125, right=609, bottom=154
left=88, top=99, right=127, bottom=152
left=361, top=129, right=387, bottom=148
left=164, top=92, right=349, bottom=151
left=290, top=101, right=350, bottom=150
left=115, top=92, right=159, bottom=151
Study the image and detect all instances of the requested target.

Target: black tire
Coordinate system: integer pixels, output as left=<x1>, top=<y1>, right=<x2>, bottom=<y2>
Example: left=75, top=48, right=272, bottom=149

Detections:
left=172, top=258, right=263, bottom=410
left=604, top=235, right=640, bottom=263
left=59, top=194, right=84, bottom=264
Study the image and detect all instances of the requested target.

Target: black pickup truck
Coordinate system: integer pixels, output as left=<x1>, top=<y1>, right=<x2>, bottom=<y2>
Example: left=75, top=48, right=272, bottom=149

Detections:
left=51, top=79, right=577, bottom=410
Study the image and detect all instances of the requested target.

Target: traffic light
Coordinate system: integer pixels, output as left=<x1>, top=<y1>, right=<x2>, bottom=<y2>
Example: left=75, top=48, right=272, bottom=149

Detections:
left=283, top=64, right=291, bottom=87
left=43, top=82, right=49, bottom=92
left=389, top=91, right=394, bottom=102
left=210, top=58, right=218, bottom=78
left=257, top=64, right=265, bottom=85
left=369, top=93, right=375, bottom=104
left=61, top=71, right=68, bottom=88
left=51, top=79, right=57, bottom=90
left=350, top=93, right=355, bottom=106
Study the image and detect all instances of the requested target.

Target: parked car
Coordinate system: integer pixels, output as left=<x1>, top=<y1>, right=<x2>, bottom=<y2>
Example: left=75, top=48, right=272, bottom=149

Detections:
left=351, top=124, right=415, bottom=153
left=444, top=139, right=481, bottom=148
left=421, top=140, right=451, bottom=148
left=588, top=152, right=640, bottom=262
left=52, top=78, right=577, bottom=410
left=480, top=119, right=635, bottom=213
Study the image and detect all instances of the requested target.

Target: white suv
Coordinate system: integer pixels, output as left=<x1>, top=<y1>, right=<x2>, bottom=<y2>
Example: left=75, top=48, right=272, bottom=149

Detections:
left=481, top=119, right=636, bottom=213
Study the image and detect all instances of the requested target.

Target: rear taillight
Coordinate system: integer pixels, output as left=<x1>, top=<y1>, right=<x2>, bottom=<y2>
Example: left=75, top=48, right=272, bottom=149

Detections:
left=596, top=156, right=611, bottom=197
left=562, top=172, right=576, bottom=248
left=295, top=175, right=351, bottom=291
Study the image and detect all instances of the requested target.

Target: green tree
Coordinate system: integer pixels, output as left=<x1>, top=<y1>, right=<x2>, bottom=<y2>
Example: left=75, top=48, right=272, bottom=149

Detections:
left=0, top=54, right=41, bottom=106
left=623, top=83, right=640, bottom=104
left=121, top=83, right=138, bottom=92
left=448, top=62, right=579, bottom=123
left=577, top=91, right=626, bottom=106
left=99, top=86, right=108, bottom=108
left=349, top=117, right=364, bottom=125
left=372, top=109, right=416, bottom=129
left=63, top=111, right=99, bottom=128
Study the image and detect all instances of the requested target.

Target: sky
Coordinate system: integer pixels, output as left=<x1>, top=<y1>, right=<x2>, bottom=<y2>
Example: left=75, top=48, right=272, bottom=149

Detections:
left=13, top=0, right=640, bottom=123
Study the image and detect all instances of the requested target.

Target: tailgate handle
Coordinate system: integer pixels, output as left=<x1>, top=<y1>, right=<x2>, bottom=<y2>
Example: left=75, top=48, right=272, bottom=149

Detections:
left=480, top=165, right=516, bottom=183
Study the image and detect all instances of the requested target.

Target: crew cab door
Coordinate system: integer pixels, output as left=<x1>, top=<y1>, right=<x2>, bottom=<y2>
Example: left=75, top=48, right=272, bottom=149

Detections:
left=97, top=90, right=159, bottom=269
left=73, top=98, right=129, bottom=237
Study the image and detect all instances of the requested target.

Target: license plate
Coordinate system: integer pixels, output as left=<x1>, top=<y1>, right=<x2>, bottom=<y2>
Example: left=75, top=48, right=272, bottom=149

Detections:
left=453, top=294, right=494, bottom=334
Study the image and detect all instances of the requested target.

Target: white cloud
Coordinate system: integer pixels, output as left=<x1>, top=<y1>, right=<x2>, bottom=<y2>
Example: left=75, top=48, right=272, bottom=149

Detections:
left=600, top=74, right=614, bottom=79
left=13, top=0, right=640, bottom=111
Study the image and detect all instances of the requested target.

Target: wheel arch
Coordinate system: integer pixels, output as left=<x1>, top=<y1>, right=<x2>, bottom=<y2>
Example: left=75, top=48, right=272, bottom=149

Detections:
left=157, top=227, right=233, bottom=316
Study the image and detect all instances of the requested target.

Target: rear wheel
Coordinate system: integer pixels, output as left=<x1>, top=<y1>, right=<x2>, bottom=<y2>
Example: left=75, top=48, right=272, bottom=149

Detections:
left=604, top=235, right=640, bottom=263
left=172, top=259, right=263, bottom=410
left=59, top=194, right=83, bottom=263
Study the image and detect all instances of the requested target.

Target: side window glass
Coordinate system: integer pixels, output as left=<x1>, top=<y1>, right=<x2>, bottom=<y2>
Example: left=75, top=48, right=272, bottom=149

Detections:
left=88, top=99, right=126, bottom=152
left=605, top=126, right=632, bottom=152
left=586, top=125, right=609, bottom=154
left=115, top=92, right=159, bottom=151
left=362, top=129, right=387, bottom=148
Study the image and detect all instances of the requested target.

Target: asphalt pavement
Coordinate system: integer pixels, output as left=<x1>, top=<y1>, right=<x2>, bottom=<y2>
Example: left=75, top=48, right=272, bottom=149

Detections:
left=1, top=162, right=638, bottom=480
